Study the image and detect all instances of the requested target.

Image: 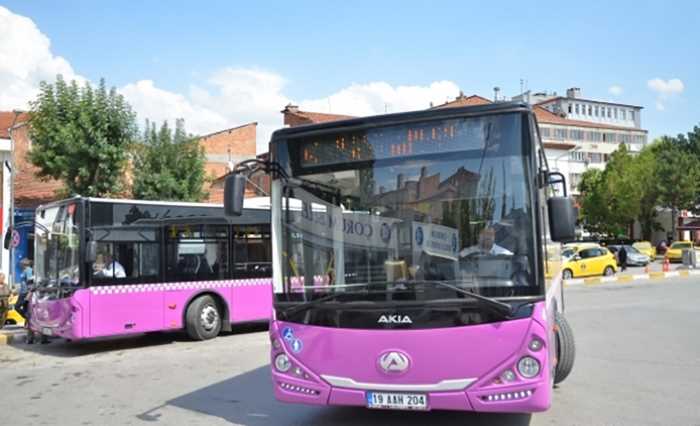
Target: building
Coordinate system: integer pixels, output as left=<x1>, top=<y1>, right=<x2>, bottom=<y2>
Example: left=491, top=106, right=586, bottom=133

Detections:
left=197, top=122, right=258, bottom=203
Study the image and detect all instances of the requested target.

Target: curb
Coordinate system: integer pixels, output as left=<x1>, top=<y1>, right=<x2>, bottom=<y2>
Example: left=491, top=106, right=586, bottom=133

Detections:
left=0, top=330, right=26, bottom=346
left=565, top=269, right=700, bottom=287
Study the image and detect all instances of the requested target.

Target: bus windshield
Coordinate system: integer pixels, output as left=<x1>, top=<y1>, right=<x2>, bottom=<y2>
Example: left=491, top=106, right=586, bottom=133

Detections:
left=34, top=203, right=81, bottom=289
left=276, top=112, right=539, bottom=302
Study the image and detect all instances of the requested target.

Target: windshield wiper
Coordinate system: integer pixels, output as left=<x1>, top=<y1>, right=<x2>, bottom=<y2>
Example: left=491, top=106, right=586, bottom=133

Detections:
left=278, top=282, right=409, bottom=319
left=412, top=280, right=514, bottom=318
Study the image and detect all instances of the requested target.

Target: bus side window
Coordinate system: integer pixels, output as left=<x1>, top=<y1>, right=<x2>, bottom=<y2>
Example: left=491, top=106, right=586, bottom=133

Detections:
left=92, top=241, right=160, bottom=283
left=166, top=225, right=229, bottom=282
left=233, top=225, right=271, bottom=279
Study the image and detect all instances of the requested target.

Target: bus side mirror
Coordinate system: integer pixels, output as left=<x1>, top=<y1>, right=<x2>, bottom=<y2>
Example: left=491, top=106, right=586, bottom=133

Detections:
left=86, top=241, right=97, bottom=263
left=224, top=174, right=246, bottom=217
left=548, top=197, right=576, bottom=242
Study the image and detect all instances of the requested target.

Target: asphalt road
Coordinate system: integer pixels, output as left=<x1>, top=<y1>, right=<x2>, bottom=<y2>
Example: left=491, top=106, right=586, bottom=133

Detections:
left=1, top=278, right=700, bottom=426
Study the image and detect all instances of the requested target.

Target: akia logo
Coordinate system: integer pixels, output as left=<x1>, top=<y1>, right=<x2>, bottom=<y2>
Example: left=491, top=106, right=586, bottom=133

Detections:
left=378, top=314, right=413, bottom=324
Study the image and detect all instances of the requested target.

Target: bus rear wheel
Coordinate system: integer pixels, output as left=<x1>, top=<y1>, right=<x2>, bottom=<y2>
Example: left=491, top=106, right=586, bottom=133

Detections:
left=186, top=295, right=222, bottom=341
left=554, top=311, right=575, bottom=384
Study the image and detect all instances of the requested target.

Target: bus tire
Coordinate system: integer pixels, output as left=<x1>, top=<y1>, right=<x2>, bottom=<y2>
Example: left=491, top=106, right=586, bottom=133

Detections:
left=185, top=295, right=222, bottom=341
left=554, top=311, right=575, bottom=385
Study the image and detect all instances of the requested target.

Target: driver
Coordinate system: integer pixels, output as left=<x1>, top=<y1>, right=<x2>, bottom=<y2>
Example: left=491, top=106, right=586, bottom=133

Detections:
left=460, top=225, right=513, bottom=256
left=95, top=253, right=126, bottom=278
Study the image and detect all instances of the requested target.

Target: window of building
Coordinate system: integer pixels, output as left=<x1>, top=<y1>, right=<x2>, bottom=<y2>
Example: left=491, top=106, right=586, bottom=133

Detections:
left=568, top=104, right=572, bottom=114
left=569, top=129, right=584, bottom=140
left=570, top=150, right=585, bottom=162
left=614, top=108, right=618, bottom=119
left=575, top=104, right=580, bottom=114
left=553, top=128, right=568, bottom=139
left=607, top=107, right=611, bottom=118
left=622, top=109, right=627, bottom=120
left=588, top=153, right=603, bottom=163
left=569, top=173, right=583, bottom=192
left=587, top=105, right=592, bottom=115
left=630, top=110, right=635, bottom=120
left=594, top=106, right=599, bottom=116
left=540, top=127, right=551, bottom=138
left=166, top=225, right=229, bottom=282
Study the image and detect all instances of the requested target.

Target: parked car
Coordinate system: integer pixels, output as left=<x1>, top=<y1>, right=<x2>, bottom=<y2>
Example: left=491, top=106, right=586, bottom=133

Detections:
left=633, top=241, right=656, bottom=259
left=608, top=245, right=651, bottom=266
left=665, top=241, right=694, bottom=263
left=561, top=244, right=617, bottom=279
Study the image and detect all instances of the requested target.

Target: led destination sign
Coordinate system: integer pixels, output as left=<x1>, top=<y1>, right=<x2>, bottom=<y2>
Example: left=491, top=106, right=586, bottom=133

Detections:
left=298, top=116, right=498, bottom=168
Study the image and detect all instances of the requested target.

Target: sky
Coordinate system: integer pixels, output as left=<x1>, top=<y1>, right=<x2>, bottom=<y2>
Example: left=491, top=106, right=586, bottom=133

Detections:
left=1, top=1, right=698, bottom=153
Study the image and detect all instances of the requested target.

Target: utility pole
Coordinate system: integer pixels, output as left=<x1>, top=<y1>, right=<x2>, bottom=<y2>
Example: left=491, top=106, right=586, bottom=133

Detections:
left=6, top=110, right=22, bottom=285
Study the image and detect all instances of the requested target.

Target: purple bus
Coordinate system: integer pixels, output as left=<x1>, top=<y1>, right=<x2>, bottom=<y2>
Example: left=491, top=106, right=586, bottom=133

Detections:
left=225, top=101, right=577, bottom=413
left=28, top=197, right=272, bottom=342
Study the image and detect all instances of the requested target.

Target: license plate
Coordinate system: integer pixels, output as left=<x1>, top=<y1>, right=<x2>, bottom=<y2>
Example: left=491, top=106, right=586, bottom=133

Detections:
left=366, top=392, right=428, bottom=410
left=41, top=327, right=53, bottom=336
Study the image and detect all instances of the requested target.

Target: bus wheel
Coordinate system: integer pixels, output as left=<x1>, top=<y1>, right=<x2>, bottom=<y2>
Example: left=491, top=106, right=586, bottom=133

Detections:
left=186, top=295, right=222, bottom=341
left=562, top=269, right=573, bottom=280
left=554, top=311, right=575, bottom=385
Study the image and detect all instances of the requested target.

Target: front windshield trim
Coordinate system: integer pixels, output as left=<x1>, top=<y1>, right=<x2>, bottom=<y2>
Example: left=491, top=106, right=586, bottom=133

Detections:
left=274, top=112, right=542, bottom=301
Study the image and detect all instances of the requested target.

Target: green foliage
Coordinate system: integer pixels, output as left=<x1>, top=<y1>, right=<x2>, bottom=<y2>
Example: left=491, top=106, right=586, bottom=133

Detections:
left=653, top=136, right=700, bottom=236
left=578, top=127, right=700, bottom=240
left=28, top=76, right=137, bottom=197
left=131, top=119, right=208, bottom=202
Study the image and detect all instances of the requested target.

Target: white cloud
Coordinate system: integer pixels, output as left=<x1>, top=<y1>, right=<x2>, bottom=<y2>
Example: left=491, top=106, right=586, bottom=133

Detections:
left=608, top=85, right=623, bottom=96
left=1, top=6, right=462, bottom=154
left=0, top=6, right=83, bottom=110
left=120, top=80, right=228, bottom=135
left=299, top=81, right=460, bottom=116
left=648, top=78, right=684, bottom=110
left=647, top=78, right=684, bottom=96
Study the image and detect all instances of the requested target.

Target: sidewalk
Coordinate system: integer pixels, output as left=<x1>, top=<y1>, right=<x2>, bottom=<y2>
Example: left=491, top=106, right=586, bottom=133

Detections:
left=0, top=325, right=26, bottom=346
left=565, top=266, right=700, bottom=286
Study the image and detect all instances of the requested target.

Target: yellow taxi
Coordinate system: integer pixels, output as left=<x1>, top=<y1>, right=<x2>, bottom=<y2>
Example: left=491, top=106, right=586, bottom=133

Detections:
left=632, top=241, right=656, bottom=259
left=665, top=241, right=694, bottom=263
left=4, top=294, right=26, bottom=327
left=561, top=243, right=617, bottom=279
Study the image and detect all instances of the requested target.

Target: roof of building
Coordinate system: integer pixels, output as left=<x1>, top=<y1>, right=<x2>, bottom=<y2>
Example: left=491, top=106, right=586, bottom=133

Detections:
left=536, top=96, right=643, bottom=109
left=533, top=105, right=647, bottom=132
left=0, top=111, right=30, bottom=138
left=281, top=105, right=356, bottom=125
left=431, top=94, right=492, bottom=109
left=198, top=122, right=257, bottom=140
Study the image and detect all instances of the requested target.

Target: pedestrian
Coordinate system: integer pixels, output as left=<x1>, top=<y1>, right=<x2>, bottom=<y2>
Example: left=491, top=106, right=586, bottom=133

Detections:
left=16, top=258, right=33, bottom=320
left=0, top=271, right=10, bottom=329
left=618, top=245, right=628, bottom=272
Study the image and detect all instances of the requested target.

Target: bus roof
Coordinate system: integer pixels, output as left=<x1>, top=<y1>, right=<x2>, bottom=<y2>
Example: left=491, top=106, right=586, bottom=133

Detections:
left=270, top=101, right=532, bottom=141
left=36, top=196, right=270, bottom=212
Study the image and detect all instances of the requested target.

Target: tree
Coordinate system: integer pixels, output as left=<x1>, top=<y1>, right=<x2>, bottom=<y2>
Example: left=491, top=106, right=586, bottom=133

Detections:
left=131, top=119, right=208, bottom=202
left=653, top=137, right=700, bottom=238
left=578, top=145, right=641, bottom=238
left=633, top=146, right=662, bottom=240
left=29, top=76, right=137, bottom=197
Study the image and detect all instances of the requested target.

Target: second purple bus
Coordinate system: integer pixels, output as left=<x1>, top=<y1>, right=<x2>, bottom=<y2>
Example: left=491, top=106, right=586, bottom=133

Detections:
left=226, top=101, right=577, bottom=413
left=28, top=197, right=272, bottom=342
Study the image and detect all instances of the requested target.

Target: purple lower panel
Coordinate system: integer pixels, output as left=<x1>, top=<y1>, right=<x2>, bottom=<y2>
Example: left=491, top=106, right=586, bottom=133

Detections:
left=29, top=290, right=90, bottom=340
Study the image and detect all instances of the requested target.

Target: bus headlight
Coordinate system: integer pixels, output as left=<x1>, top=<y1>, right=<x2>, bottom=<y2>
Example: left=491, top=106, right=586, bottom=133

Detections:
left=274, top=354, right=292, bottom=373
left=528, top=338, right=543, bottom=351
left=517, top=356, right=540, bottom=378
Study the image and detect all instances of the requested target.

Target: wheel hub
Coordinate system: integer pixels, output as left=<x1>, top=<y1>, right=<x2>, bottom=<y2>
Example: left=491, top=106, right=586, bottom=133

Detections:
left=200, top=305, right=219, bottom=331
